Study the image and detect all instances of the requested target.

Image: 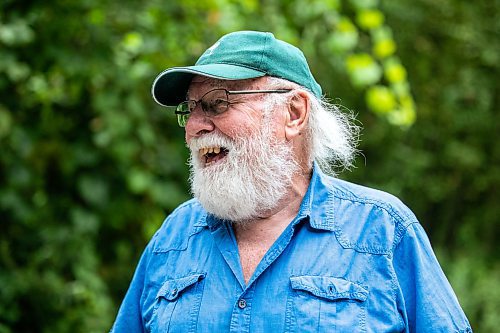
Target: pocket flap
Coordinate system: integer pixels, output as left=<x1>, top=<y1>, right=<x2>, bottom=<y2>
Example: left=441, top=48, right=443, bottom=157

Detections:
left=156, top=273, right=206, bottom=301
left=290, top=275, right=368, bottom=302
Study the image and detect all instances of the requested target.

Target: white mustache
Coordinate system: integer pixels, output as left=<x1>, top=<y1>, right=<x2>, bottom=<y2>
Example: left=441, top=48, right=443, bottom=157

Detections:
left=188, top=133, right=234, bottom=152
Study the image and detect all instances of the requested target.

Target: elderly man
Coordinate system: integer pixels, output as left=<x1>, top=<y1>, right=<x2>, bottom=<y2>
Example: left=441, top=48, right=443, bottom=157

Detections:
left=111, top=31, right=471, bottom=332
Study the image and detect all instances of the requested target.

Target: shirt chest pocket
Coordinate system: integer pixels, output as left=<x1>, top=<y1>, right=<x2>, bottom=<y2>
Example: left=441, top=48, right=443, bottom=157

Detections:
left=151, top=273, right=206, bottom=333
left=286, top=275, right=369, bottom=333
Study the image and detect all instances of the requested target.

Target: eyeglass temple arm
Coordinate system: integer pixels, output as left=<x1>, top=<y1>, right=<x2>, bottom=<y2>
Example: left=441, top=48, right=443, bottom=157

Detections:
left=227, top=89, right=292, bottom=95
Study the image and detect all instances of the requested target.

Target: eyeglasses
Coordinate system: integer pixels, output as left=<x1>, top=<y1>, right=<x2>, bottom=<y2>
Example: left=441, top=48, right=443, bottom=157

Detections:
left=174, top=88, right=292, bottom=127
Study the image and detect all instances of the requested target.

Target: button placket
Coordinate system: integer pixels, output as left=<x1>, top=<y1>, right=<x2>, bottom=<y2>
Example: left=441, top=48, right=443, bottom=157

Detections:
left=229, top=287, right=255, bottom=332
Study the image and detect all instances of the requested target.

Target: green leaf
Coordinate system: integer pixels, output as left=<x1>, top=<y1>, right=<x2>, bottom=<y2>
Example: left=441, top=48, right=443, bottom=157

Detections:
left=0, top=105, right=12, bottom=139
left=356, top=9, right=384, bottom=30
left=349, top=0, right=379, bottom=10
left=346, top=53, right=382, bottom=87
left=373, top=38, right=396, bottom=58
left=384, top=58, right=407, bottom=83
left=365, top=85, right=397, bottom=114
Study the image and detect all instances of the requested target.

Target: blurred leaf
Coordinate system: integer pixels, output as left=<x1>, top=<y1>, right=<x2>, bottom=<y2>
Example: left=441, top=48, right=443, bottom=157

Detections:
left=0, top=19, right=35, bottom=46
left=127, top=168, right=153, bottom=194
left=328, top=17, right=359, bottom=53
left=346, top=53, right=383, bottom=87
left=122, top=32, right=144, bottom=55
left=0, top=105, right=12, bottom=138
left=350, top=0, right=379, bottom=10
left=384, top=58, right=407, bottom=83
left=356, top=9, right=384, bottom=30
left=365, top=85, right=397, bottom=114
left=78, top=176, right=110, bottom=207
left=373, top=38, right=396, bottom=58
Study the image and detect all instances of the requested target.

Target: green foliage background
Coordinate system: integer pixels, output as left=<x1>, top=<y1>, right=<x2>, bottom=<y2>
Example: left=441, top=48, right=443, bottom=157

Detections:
left=0, top=0, right=498, bottom=332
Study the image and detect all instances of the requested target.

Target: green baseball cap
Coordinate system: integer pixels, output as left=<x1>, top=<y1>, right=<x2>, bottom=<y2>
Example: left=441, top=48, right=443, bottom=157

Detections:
left=151, top=31, right=322, bottom=106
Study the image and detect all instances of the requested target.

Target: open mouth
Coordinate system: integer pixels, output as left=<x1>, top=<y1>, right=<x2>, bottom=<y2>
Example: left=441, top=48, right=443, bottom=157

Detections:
left=199, top=146, right=229, bottom=166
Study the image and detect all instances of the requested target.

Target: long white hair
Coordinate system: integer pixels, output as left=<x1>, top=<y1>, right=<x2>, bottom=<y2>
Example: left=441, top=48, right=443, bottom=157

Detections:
left=265, top=77, right=361, bottom=175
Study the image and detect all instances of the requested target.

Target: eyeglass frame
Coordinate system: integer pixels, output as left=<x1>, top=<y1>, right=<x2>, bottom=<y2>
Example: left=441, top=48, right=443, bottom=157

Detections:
left=174, top=88, right=292, bottom=127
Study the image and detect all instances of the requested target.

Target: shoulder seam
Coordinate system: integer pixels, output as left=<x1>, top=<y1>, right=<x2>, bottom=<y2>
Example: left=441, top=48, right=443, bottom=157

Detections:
left=333, top=188, right=415, bottom=226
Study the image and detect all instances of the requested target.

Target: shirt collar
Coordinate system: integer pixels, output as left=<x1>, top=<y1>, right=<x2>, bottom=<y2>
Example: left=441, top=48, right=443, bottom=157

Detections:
left=293, top=162, right=336, bottom=231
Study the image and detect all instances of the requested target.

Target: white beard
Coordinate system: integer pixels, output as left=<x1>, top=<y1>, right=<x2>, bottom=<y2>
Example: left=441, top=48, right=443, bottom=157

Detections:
left=188, top=121, right=299, bottom=223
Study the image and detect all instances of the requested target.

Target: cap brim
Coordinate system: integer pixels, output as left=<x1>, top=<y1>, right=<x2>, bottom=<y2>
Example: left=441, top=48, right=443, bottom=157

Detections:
left=151, top=64, right=266, bottom=107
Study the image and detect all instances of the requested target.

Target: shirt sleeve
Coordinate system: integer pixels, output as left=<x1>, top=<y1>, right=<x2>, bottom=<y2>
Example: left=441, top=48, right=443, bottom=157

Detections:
left=393, top=222, right=472, bottom=333
left=110, top=241, right=153, bottom=333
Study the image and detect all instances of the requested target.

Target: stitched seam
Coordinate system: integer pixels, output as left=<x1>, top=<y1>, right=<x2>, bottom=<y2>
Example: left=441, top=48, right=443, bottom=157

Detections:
left=334, top=193, right=415, bottom=228
left=197, top=60, right=267, bottom=72
left=153, top=226, right=205, bottom=253
left=389, top=245, right=406, bottom=330
left=259, top=33, right=269, bottom=70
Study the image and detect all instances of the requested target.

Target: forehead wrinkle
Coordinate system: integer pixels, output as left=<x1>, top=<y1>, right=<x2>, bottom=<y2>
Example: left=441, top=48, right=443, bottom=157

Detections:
left=187, top=78, right=221, bottom=99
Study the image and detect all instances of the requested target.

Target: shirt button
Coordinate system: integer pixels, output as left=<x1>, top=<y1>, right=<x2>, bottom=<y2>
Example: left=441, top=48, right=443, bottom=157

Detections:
left=238, top=299, right=247, bottom=309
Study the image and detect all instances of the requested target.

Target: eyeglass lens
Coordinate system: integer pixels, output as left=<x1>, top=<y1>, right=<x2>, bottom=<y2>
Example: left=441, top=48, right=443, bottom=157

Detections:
left=176, top=89, right=230, bottom=127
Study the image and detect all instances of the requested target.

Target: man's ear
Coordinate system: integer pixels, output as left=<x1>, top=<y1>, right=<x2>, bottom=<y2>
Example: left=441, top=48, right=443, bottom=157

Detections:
left=284, top=90, right=310, bottom=141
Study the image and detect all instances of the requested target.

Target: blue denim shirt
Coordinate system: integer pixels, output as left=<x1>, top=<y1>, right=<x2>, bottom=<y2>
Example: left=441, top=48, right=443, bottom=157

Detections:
left=111, top=166, right=472, bottom=332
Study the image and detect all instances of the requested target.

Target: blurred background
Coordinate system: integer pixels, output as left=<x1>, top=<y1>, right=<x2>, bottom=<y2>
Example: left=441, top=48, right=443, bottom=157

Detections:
left=0, top=0, right=498, bottom=332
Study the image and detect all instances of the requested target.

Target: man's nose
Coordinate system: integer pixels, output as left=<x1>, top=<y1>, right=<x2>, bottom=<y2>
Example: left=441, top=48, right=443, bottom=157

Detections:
left=185, top=107, right=215, bottom=139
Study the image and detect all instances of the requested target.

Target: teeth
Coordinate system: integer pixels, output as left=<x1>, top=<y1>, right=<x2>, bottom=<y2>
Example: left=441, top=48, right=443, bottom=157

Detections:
left=199, top=147, right=222, bottom=156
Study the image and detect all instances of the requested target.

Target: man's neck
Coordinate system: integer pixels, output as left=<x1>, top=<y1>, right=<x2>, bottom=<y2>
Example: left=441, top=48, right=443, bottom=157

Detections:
left=233, top=168, right=312, bottom=283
